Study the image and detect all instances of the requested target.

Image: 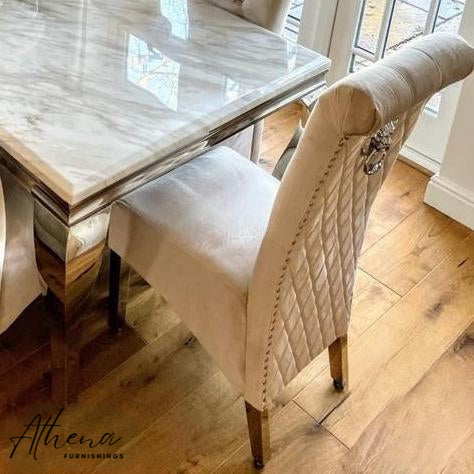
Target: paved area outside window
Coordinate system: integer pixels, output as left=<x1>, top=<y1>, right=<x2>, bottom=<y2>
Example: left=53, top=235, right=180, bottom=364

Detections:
left=284, top=0, right=465, bottom=50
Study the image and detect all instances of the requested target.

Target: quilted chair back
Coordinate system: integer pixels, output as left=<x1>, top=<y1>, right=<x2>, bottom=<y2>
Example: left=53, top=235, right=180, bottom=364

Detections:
left=245, top=33, right=474, bottom=410
left=207, top=0, right=292, bottom=33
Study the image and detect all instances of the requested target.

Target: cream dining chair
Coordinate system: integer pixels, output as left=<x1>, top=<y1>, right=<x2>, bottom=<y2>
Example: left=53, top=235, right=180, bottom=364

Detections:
left=208, top=0, right=292, bottom=33
left=108, top=33, right=474, bottom=467
left=210, top=0, right=293, bottom=163
left=0, top=166, right=45, bottom=335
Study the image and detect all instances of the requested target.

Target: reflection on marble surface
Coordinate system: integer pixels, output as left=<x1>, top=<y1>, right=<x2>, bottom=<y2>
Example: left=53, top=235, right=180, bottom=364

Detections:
left=0, top=0, right=329, bottom=204
left=127, top=34, right=181, bottom=111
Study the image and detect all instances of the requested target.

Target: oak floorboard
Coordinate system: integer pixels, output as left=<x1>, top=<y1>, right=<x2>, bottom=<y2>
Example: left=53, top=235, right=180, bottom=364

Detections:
left=0, top=303, right=146, bottom=409
left=0, top=298, right=49, bottom=373
left=0, top=323, right=213, bottom=472
left=259, top=103, right=302, bottom=174
left=93, top=371, right=247, bottom=474
left=337, top=329, right=474, bottom=473
left=0, top=347, right=15, bottom=376
left=93, top=365, right=343, bottom=473
left=442, top=433, right=474, bottom=474
left=349, top=269, right=400, bottom=340
left=0, top=269, right=395, bottom=472
left=362, top=160, right=428, bottom=253
left=96, top=265, right=182, bottom=346
left=125, top=284, right=181, bottom=345
left=94, top=398, right=348, bottom=474
left=275, top=269, right=400, bottom=407
left=297, top=233, right=474, bottom=447
left=360, top=204, right=470, bottom=295
left=215, top=402, right=348, bottom=474
left=0, top=345, right=49, bottom=413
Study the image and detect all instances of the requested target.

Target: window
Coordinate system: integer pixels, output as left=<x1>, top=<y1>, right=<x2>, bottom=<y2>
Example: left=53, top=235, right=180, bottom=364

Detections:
left=350, top=0, right=466, bottom=112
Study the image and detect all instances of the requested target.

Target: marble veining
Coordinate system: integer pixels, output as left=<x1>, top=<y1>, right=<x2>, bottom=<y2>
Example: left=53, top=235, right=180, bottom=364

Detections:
left=0, top=0, right=329, bottom=205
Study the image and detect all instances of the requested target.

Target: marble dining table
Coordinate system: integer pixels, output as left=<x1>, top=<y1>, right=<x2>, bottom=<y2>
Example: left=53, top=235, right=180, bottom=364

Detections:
left=0, top=0, right=330, bottom=404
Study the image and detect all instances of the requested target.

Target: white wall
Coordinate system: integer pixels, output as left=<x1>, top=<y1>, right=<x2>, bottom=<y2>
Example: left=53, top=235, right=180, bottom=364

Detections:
left=424, top=0, right=474, bottom=229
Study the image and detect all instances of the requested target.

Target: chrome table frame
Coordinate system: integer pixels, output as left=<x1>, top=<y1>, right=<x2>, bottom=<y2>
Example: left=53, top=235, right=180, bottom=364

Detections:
left=0, top=74, right=327, bottom=406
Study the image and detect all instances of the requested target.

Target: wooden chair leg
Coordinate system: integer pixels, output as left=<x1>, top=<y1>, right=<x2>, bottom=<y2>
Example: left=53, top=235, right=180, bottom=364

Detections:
left=328, top=334, right=349, bottom=392
left=245, top=401, right=270, bottom=469
left=108, top=250, right=124, bottom=333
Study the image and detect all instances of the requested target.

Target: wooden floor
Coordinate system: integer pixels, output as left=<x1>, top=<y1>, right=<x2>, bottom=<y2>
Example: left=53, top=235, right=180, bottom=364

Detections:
left=0, top=105, right=473, bottom=473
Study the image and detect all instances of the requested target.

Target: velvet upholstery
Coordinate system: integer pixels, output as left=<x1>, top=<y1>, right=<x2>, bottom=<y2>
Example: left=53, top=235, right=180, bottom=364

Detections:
left=208, top=0, right=292, bottom=34
left=245, top=33, right=474, bottom=409
left=109, top=148, right=278, bottom=390
left=221, top=125, right=254, bottom=160
left=108, top=33, right=474, bottom=410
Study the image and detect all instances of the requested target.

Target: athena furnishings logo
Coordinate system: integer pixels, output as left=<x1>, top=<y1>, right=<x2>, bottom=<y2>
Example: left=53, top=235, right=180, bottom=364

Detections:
left=9, top=408, right=123, bottom=461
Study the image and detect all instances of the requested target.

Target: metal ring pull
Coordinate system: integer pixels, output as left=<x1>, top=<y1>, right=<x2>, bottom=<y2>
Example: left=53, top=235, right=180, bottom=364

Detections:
left=361, top=120, right=398, bottom=175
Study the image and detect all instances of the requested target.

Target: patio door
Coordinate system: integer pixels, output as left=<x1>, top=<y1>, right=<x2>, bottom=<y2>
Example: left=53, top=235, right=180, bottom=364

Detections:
left=305, top=0, right=470, bottom=172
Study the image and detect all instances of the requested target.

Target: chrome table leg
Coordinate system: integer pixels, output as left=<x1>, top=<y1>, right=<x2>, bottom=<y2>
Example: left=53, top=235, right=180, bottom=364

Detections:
left=34, top=201, right=110, bottom=406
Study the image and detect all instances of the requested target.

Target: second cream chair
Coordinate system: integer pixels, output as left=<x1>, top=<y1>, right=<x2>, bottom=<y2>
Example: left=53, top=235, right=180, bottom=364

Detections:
left=208, top=0, right=292, bottom=33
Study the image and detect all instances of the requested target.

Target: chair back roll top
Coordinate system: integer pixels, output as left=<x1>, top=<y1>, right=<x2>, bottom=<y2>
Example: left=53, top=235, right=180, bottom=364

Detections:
left=208, top=0, right=292, bottom=34
left=245, top=33, right=474, bottom=410
left=330, top=32, right=474, bottom=136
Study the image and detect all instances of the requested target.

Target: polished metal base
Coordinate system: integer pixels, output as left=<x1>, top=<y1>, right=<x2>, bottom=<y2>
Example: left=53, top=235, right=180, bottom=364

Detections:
left=34, top=201, right=110, bottom=404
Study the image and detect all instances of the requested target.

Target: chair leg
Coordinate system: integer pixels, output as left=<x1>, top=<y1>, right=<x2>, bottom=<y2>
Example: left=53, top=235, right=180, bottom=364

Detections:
left=108, top=250, right=124, bottom=333
left=328, top=334, right=349, bottom=392
left=245, top=401, right=270, bottom=469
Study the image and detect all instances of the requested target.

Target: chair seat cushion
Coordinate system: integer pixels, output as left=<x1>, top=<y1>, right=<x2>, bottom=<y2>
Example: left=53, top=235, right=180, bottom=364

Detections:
left=109, top=147, right=279, bottom=390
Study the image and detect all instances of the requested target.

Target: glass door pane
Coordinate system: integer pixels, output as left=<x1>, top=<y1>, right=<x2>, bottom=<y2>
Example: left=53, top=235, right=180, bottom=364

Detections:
left=350, top=0, right=466, bottom=115
left=385, top=1, right=429, bottom=52
left=351, top=0, right=465, bottom=68
left=435, top=0, right=465, bottom=32
left=354, top=0, right=390, bottom=55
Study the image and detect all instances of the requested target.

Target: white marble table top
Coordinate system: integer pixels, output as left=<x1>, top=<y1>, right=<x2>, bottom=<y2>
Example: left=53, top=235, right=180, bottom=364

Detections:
left=0, top=0, right=330, bottom=206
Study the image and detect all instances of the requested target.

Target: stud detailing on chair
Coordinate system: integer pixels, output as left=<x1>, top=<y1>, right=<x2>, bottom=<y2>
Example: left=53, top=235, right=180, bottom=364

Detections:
left=107, top=32, right=474, bottom=466
left=260, top=136, right=351, bottom=408
left=258, top=117, right=411, bottom=409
